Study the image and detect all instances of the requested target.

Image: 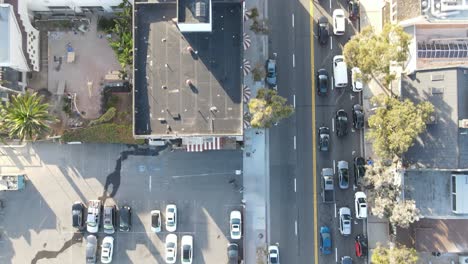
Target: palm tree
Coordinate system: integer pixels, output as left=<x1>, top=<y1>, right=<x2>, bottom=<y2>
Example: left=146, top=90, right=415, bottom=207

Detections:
left=0, top=92, right=56, bottom=142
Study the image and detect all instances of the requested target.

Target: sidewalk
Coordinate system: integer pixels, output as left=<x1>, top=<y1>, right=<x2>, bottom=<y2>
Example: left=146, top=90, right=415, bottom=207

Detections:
left=242, top=0, right=270, bottom=263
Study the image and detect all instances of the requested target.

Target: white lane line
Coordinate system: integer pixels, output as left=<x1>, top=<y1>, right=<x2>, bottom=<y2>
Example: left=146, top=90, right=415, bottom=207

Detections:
left=292, top=13, right=295, bottom=28
left=332, top=117, right=335, bottom=132
left=330, top=36, right=333, bottom=50
left=294, top=136, right=297, bottom=150
left=334, top=203, right=337, bottom=218
left=294, top=178, right=297, bottom=192
left=333, top=160, right=336, bottom=174
left=329, top=0, right=332, bottom=9
left=331, top=77, right=334, bottom=91
left=295, top=220, right=298, bottom=236
left=293, top=94, right=296, bottom=108
left=149, top=175, right=152, bottom=192
left=292, top=54, right=296, bottom=68
left=335, top=248, right=338, bottom=262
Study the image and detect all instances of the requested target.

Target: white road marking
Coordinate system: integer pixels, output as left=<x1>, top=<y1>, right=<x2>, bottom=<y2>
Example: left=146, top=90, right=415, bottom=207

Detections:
left=295, top=220, right=298, bottom=235
left=294, top=136, right=297, bottom=150
left=332, top=118, right=335, bottom=132
left=334, top=203, right=337, bottom=218
left=149, top=175, right=152, bottom=192
left=331, top=76, right=334, bottom=90
left=335, top=248, right=338, bottom=262
left=293, top=94, right=296, bottom=108
left=294, top=178, right=297, bottom=192
left=333, top=160, right=336, bottom=173
left=292, top=54, right=295, bottom=68
left=330, top=36, right=333, bottom=50
left=292, top=13, right=295, bottom=28
left=329, top=0, right=332, bottom=9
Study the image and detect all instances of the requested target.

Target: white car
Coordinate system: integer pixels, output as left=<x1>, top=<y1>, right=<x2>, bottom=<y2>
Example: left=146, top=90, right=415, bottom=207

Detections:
left=355, top=192, right=368, bottom=219
left=100, top=236, right=114, bottom=264
left=333, top=9, right=346, bottom=35
left=230, top=210, right=242, bottom=240
left=351, top=67, right=363, bottom=92
left=165, top=234, right=178, bottom=264
left=181, top=235, right=193, bottom=264
left=268, top=245, right=280, bottom=264
left=166, top=204, right=177, bottom=232
left=151, top=210, right=161, bottom=233
left=339, top=207, right=352, bottom=236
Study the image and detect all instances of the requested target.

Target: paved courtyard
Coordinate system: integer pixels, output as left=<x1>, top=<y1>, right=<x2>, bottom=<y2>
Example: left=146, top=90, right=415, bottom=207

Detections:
left=0, top=143, right=242, bottom=264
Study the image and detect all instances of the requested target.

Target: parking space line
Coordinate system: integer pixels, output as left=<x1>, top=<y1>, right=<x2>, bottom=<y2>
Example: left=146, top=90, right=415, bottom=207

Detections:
left=293, top=94, right=296, bottom=108
left=333, top=160, right=336, bottom=174
left=330, top=36, right=333, bottom=50
left=149, top=175, right=152, bottom=192
left=332, top=118, right=335, bottom=132
left=334, top=203, right=337, bottom=218
left=294, top=136, right=297, bottom=150
left=335, top=247, right=338, bottom=262
left=331, top=76, right=334, bottom=90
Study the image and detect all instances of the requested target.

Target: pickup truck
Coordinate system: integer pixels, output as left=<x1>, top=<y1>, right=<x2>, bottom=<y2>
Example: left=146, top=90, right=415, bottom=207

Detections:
left=321, top=168, right=335, bottom=203
left=87, top=200, right=101, bottom=233
left=0, top=174, right=25, bottom=191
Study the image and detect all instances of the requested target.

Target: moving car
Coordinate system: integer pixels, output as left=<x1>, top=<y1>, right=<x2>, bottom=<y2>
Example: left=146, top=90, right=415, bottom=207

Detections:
left=316, top=69, right=329, bottom=96
left=319, top=127, right=330, bottom=152
left=341, top=256, right=353, bottom=264
left=227, top=243, right=239, bottom=264
left=339, top=207, right=352, bottom=236
left=230, top=210, right=242, bottom=240
left=166, top=204, right=177, bottom=232
left=351, top=67, right=363, bottom=92
left=355, top=235, right=368, bottom=257
left=151, top=210, right=162, bottom=233
left=86, top=235, right=97, bottom=264
left=101, top=236, right=114, bottom=264
left=319, top=226, right=332, bottom=255
left=335, top=109, right=349, bottom=137
left=332, top=9, right=346, bottom=35
left=86, top=200, right=101, bottom=233
left=354, top=156, right=366, bottom=184
left=268, top=245, right=280, bottom=264
left=333, top=55, right=348, bottom=88
left=72, top=202, right=85, bottom=230
left=103, top=205, right=116, bottom=234
left=119, top=205, right=132, bottom=232
left=165, top=234, right=178, bottom=264
left=354, top=192, right=368, bottom=219
left=181, top=235, right=193, bottom=264
left=317, top=16, right=329, bottom=45
left=352, top=104, right=364, bottom=129
left=337, top=160, right=349, bottom=189
left=266, top=58, right=277, bottom=88
left=348, top=0, right=360, bottom=20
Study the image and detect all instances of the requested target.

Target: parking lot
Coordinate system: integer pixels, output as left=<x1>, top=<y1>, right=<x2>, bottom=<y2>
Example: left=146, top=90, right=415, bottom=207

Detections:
left=0, top=143, right=243, bottom=264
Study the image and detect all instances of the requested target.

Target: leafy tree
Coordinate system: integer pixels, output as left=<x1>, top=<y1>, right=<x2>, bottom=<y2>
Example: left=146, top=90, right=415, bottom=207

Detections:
left=0, top=92, right=56, bottom=141
left=371, top=243, right=418, bottom=264
left=390, top=201, right=421, bottom=229
left=108, top=0, right=133, bottom=69
left=248, top=88, right=293, bottom=128
left=343, top=24, right=411, bottom=84
left=367, top=94, right=434, bottom=159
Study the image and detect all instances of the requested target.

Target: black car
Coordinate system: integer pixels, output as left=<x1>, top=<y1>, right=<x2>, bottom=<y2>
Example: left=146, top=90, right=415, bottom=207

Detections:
left=317, top=16, right=329, bottom=45
left=318, top=126, right=330, bottom=152
left=355, top=235, right=368, bottom=257
left=335, top=109, right=348, bottom=137
left=227, top=243, right=239, bottom=264
left=316, top=69, right=329, bottom=96
left=348, top=0, right=360, bottom=20
left=352, top=104, right=364, bottom=129
left=119, top=205, right=132, bottom=232
left=354, top=156, right=366, bottom=184
left=72, top=202, right=85, bottom=230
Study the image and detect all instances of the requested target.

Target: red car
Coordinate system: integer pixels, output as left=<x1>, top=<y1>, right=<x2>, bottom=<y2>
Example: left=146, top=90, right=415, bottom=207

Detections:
left=348, top=0, right=360, bottom=20
left=355, top=235, right=368, bottom=257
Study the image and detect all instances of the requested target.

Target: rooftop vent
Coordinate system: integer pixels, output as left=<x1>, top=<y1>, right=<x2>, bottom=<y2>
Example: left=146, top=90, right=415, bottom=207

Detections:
left=195, top=1, right=207, bottom=17
left=431, top=87, right=444, bottom=95
left=431, top=74, right=444, bottom=81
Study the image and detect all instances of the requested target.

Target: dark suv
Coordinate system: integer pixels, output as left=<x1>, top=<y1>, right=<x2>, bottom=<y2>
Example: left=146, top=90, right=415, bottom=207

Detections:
left=119, top=205, right=132, bottom=232
left=335, top=109, right=348, bottom=137
left=352, top=104, right=364, bottom=129
left=354, top=156, right=366, bottom=184
left=72, top=202, right=85, bottom=230
left=317, top=16, right=329, bottom=45
left=316, top=69, right=329, bottom=96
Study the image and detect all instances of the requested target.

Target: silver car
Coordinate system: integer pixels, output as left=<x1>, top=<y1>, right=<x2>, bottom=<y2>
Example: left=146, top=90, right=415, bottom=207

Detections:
left=337, top=160, right=349, bottom=189
left=86, top=235, right=97, bottom=264
left=103, top=205, right=116, bottom=234
left=266, top=58, right=277, bottom=87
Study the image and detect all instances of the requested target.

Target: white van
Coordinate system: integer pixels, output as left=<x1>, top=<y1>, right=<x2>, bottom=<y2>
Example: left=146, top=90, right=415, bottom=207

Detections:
left=333, top=9, right=345, bottom=35
left=333, top=55, right=348, bottom=88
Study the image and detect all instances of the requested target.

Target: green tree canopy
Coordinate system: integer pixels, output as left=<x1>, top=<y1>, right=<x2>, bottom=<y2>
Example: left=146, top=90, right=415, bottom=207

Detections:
left=343, top=24, right=411, bottom=84
left=367, top=95, right=434, bottom=159
left=108, top=0, right=133, bottom=69
left=371, top=244, right=418, bottom=264
left=248, top=88, right=293, bottom=128
left=0, top=92, right=56, bottom=142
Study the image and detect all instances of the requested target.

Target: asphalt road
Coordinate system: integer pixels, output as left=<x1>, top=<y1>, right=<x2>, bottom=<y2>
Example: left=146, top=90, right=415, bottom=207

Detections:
left=268, top=0, right=366, bottom=263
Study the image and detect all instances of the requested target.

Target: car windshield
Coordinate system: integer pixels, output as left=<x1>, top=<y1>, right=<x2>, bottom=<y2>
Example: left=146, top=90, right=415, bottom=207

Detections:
left=270, top=256, right=278, bottom=263
left=152, top=214, right=159, bottom=227
left=232, top=219, right=240, bottom=225
left=183, top=246, right=190, bottom=259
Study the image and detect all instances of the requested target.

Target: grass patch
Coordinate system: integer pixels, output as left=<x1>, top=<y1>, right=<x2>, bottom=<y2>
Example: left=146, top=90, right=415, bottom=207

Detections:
left=62, top=124, right=144, bottom=144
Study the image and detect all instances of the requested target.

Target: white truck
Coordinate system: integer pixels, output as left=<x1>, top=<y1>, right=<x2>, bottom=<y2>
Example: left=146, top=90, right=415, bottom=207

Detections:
left=0, top=174, right=25, bottom=191
left=321, top=168, right=335, bottom=203
left=86, top=200, right=101, bottom=233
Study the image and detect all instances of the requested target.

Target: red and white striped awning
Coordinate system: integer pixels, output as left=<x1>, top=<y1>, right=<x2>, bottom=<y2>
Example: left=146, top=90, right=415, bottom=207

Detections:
left=185, top=137, right=222, bottom=152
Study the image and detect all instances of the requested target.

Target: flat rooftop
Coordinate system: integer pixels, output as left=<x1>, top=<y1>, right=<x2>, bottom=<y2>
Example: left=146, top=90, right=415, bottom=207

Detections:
left=178, top=0, right=210, bottom=24
left=134, top=3, right=242, bottom=137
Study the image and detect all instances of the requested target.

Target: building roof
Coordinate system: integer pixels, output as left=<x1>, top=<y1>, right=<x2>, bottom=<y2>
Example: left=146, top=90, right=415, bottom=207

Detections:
left=178, top=0, right=210, bottom=24
left=402, top=67, right=468, bottom=169
left=133, top=3, right=242, bottom=138
left=395, top=0, right=421, bottom=22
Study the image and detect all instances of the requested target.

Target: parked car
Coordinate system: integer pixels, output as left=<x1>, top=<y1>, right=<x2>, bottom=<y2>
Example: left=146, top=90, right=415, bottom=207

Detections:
left=341, top=256, right=353, bottom=264
left=151, top=210, right=162, bottom=233
left=72, top=202, right=85, bottom=230
left=319, top=126, right=330, bottom=152
left=227, top=243, right=239, bottom=264
left=166, top=204, right=177, bottom=232
left=101, top=236, right=114, bottom=264
left=86, top=235, right=97, bottom=264
left=317, top=69, right=329, bottom=96
left=354, top=192, right=368, bottom=219
left=317, top=16, right=329, bottom=45
left=335, top=109, right=348, bottom=137
left=319, top=226, right=332, bottom=255
left=165, top=234, right=178, bottom=264
left=333, top=55, right=348, bottom=88
left=230, top=210, right=242, bottom=240
left=354, top=156, right=366, bottom=184
left=86, top=200, right=101, bottom=234
left=352, top=104, right=364, bottom=129
left=103, top=205, right=116, bottom=234
left=181, top=235, right=193, bottom=264
left=337, top=160, right=349, bottom=189
left=268, top=245, right=280, bottom=264
left=355, top=234, right=368, bottom=257
left=339, top=207, right=352, bottom=236
left=351, top=67, right=363, bottom=92
left=266, top=58, right=277, bottom=88
left=119, top=205, right=132, bottom=232
left=348, top=0, right=360, bottom=20
left=332, top=9, right=345, bottom=35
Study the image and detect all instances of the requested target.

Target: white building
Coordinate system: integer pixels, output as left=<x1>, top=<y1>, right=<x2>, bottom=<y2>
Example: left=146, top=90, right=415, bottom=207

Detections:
left=27, top=0, right=131, bottom=13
